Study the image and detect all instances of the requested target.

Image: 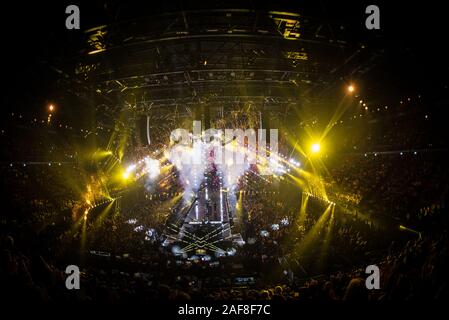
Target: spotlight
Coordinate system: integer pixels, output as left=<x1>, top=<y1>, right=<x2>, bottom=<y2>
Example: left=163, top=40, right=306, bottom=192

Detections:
left=311, top=143, right=320, bottom=153
left=48, top=104, right=54, bottom=112
left=399, top=225, right=420, bottom=236
left=347, top=84, right=355, bottom=93
left=144, top=157, right=160, bottom=180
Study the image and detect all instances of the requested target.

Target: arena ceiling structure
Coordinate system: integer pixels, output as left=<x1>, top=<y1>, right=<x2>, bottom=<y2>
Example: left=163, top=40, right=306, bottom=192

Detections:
left=5, top=0, right=446, bottom=138
left=43, top=2, right=390, bottom=130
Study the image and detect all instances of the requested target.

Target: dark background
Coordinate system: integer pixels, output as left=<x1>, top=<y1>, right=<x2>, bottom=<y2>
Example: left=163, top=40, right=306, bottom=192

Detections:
left=1, top=0, right=448, bottom=119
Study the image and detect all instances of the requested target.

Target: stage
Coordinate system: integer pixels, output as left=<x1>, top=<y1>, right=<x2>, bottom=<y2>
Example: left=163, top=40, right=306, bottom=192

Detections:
left=163, top=170, right=243, bottom=259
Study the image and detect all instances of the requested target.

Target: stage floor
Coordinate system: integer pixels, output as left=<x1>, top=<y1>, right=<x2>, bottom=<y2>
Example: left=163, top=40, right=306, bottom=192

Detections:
left=164, top=183, right=234, bottom=257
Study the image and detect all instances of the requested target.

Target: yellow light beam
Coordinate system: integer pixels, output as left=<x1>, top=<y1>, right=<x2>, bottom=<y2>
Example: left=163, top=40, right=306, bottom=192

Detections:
left=294, top=203, right=333, bottom=257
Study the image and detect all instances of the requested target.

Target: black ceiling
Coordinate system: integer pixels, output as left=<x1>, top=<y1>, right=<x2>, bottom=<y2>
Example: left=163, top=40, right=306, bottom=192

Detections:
left=1, top=1, right=448, bottom=122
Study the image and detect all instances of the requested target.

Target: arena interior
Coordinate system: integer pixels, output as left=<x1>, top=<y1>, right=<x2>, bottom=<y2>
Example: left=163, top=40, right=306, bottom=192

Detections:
left=1, top=0, right=449, bottom=309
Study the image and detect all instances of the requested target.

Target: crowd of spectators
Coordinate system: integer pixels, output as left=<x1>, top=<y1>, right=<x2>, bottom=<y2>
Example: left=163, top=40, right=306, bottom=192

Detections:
left=1, top=103, right=448, bottom=302
left=2, top=211, right=447, bottom=302
left=329, top=152, right=447, bottom=225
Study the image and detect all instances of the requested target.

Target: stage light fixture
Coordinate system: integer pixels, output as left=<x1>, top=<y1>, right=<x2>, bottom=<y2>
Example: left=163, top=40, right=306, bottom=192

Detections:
left=311, top=143, right=320, bottom=153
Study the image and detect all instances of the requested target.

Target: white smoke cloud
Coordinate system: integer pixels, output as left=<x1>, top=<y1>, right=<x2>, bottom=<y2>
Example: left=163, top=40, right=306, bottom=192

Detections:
left=168, top=138, right=207, bottom=202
